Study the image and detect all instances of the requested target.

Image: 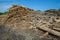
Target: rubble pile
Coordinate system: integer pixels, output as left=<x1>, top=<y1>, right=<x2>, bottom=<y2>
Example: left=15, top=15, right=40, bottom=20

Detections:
left=0, top=5, right=60, bottom=40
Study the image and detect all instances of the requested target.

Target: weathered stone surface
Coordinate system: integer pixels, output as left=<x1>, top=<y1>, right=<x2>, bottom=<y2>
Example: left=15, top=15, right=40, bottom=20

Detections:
left=0, top=5, right=60, bottom=40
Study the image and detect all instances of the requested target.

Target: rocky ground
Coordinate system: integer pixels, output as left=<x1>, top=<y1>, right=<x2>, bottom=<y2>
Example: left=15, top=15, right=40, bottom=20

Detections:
left=0, top=5, right=60, bottom=40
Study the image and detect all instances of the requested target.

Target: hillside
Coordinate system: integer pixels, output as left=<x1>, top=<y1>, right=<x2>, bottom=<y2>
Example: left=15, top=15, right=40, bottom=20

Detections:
left=45, top=9, right=60, bottom=16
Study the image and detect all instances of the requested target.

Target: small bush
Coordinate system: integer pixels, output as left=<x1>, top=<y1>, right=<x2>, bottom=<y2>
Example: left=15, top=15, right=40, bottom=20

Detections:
left=0, top=12, right=7, bottom=15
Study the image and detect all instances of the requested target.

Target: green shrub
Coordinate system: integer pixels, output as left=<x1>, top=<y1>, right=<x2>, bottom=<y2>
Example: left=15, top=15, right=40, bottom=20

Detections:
left=0, top=12, right=7, bottom=15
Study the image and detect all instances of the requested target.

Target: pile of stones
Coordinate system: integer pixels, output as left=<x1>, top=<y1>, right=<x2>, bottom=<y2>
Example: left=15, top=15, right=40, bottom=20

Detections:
left=0, top=5, right=60, bottom=40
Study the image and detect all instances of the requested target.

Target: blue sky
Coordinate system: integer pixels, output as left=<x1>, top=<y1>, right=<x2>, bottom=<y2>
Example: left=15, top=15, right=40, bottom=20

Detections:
left=0, top=0, right=60, bottom=12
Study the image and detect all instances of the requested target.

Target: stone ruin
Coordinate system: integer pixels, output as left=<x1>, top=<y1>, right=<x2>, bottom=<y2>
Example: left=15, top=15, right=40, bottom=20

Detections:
left=0, top=5, right=60, bottom=40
